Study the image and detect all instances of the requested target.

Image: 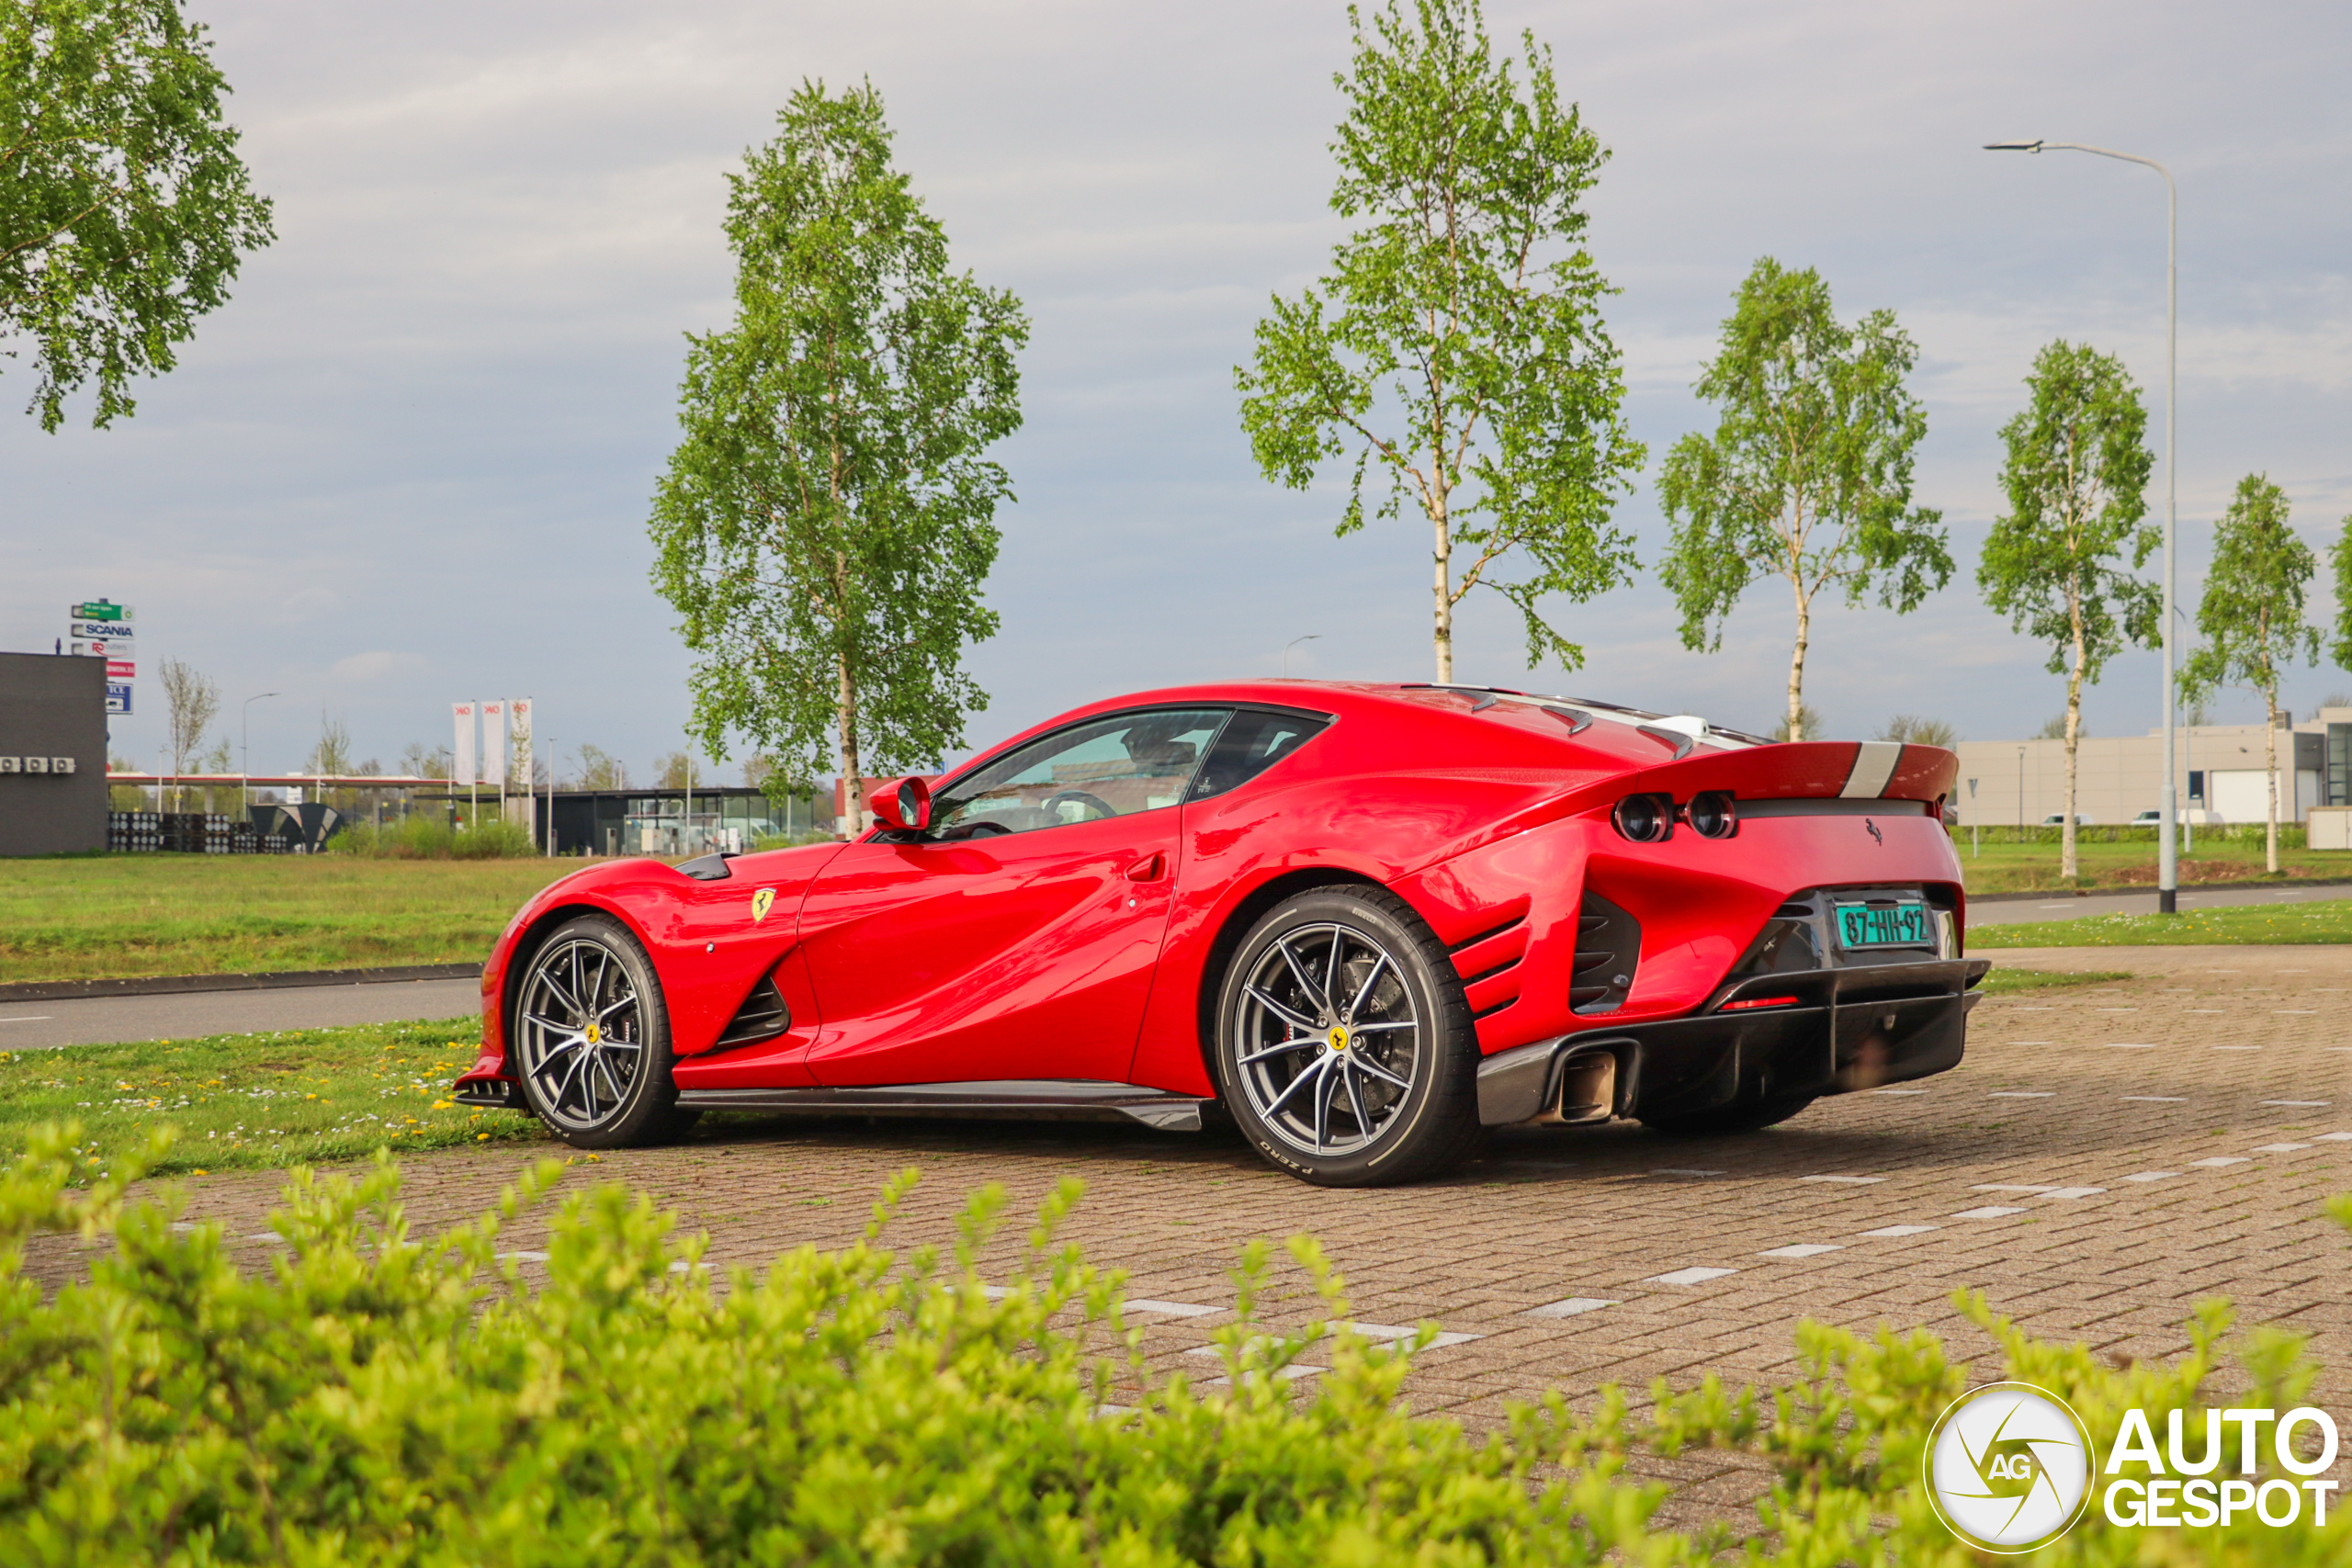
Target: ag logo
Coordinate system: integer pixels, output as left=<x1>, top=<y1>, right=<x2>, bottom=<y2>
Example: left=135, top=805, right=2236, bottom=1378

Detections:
left=750, top=887, right=775, bottom=924
left=1925, top=1381, right=2095, bottom=1552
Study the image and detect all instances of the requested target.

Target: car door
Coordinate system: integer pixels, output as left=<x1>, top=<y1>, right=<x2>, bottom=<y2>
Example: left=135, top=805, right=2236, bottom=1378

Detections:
left=796, top=707, right=1228, bottom=1087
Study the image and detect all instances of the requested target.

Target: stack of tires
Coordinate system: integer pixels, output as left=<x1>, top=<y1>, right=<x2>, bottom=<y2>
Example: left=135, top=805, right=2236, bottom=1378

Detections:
left=161, top=813, right=233, bottom=853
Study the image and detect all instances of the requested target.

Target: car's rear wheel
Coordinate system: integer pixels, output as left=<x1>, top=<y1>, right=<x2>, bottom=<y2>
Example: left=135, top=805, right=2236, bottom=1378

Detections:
left=513, top=915, right=688, bottom=1149
left=1639, top=1093, right=1816, bottom=1138
left=1212, top=886, right=1479, bottom=1187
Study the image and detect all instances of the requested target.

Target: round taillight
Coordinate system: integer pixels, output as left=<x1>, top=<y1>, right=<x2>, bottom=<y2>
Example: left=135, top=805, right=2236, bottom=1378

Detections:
left=1611, top=793, right=1674, bottom=843
left=1688, top=790, right=1737, bottom=839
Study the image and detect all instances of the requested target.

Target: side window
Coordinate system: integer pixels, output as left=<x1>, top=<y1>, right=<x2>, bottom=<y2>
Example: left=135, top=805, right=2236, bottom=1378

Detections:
left=1189, top=707, right=1332, bottom=802
left=930, top=709, right=1228, bottom=840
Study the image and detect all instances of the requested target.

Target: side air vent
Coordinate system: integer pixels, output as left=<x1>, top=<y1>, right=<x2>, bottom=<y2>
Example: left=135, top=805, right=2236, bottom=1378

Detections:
left=1570, top=893, right=1639, bottom=1014
left=714, top=974, right=790, bottom=1047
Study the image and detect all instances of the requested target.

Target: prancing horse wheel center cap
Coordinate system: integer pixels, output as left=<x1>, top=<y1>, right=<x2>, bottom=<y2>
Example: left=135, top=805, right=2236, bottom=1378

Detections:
left=584, top=1023, right=601, bottom=1044
left=1326, top=1024, right=1350, bottom=1052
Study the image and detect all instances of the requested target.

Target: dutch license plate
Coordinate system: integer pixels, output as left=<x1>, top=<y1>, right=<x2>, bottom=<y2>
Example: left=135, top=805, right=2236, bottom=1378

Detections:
left=1832, top=900, right=1932, bottom=950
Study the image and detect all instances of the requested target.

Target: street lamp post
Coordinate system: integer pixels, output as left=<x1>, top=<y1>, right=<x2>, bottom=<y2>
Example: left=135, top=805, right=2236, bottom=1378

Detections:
left=1282, top=634, right=1322, bottom=678
left=241, top=692, right=279, bottom=821
left=1984, top=138, right=2179, bottom=913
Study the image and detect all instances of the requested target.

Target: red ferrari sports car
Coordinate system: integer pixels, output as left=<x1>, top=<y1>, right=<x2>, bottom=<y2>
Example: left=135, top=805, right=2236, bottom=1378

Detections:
left=453, top=682, right=1984, bottom=1186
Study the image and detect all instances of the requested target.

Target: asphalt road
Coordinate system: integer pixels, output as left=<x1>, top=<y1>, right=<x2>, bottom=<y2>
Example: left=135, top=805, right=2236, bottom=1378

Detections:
left=0, top=977, right=481, bottom=1051
left=1968, top=879, right=2351, bottom=924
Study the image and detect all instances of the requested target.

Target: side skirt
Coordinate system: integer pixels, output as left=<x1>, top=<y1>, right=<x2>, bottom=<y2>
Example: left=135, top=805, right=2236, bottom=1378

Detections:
left=674, top=1080, right=1207, bottom=1132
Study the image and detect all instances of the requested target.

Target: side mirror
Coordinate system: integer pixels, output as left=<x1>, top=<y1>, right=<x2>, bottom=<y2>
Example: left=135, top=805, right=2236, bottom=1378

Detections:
left=869, top=775, right=933, bottom=834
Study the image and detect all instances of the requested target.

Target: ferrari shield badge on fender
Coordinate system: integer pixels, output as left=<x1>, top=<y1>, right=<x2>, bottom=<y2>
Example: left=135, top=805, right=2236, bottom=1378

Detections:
left=751, top=887, right=776, bottom=923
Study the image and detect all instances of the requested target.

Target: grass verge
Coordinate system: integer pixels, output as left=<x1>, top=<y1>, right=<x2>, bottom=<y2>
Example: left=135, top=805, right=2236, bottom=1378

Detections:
left=1976, top=965, right=2132, bottom=993
left=1970, top=897, right=2352, bottom=948
left=0, top=1017, right=543, bottom=1182
left=0, top=855, right=591, bottom=984
left=1954, top=834, right=2352, bottom=893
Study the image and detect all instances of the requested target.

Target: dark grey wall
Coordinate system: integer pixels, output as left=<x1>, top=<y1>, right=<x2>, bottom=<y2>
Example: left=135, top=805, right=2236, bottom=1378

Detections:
left=0, top=652, right=107, bottom=855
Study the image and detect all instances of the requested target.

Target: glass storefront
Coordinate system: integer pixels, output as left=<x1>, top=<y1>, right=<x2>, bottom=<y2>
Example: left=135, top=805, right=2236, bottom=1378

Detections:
left=619, top=792, right=802, bottom=856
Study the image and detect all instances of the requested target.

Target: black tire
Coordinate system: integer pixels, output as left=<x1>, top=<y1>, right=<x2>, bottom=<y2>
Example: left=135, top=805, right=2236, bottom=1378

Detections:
left=1210, top=886, right=1480, bottom=1187
left=1639, top=1093, right=1817, bottom=1138
left=511, top=914, right=684, bottom=1149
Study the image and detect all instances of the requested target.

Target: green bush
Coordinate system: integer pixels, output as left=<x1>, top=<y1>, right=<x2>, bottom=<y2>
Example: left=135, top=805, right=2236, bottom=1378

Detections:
left=330, top=814, right=540, bottom=859
left=4, top=1126, right=2346, bottom=1563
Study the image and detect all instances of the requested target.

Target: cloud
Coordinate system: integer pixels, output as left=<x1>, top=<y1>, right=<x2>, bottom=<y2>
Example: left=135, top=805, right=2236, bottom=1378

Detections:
left=329, top=650, right=429, bottom=682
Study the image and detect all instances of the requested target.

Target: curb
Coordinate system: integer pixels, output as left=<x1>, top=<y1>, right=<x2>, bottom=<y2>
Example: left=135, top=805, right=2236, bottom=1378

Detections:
left=1968, top=875, right=2352, bottom=905
left=0, top=964, right=482, bottom=1004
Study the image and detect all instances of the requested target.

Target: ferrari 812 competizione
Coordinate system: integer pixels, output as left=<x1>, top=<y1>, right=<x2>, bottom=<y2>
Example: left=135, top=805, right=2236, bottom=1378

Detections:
left=454, top=682, right=1984, bottom=1185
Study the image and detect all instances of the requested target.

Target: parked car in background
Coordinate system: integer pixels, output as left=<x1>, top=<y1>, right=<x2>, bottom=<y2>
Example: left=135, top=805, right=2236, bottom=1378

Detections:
left=2043, top=813, right=2096, bottom=826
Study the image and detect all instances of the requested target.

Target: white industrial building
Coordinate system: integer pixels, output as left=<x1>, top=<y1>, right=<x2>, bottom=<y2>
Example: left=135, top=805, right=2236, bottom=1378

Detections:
left=1952, top=708, right=2352, bottom=828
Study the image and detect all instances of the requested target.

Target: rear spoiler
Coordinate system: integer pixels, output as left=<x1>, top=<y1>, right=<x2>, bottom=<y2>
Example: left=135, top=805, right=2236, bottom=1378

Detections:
left=1635, top=740, right=1958, bottom=806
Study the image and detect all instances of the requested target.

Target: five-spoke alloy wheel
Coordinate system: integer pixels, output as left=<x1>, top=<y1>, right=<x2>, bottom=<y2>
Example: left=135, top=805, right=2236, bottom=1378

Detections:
left=1213, top=886, right=1478, bottom=1186
left=514, top=915, right=689, bottom=1148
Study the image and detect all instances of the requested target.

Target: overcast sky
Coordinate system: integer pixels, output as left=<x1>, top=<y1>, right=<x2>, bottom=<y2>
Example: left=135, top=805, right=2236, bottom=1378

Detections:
left=7, top=0, right=2349, bottom=784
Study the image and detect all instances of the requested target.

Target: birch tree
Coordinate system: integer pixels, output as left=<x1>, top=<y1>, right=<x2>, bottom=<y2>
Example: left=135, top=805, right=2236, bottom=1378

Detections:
left=2183, top=474, right=2317, bottom=873
left=1658, top=258, right=1951, bottom=741
left=2326, top=514, right=2352, bottom=672
left=156, top=656, right=217, bottom=798
left=650, top=82, right=1025, bottom=831
left=1977, top=341, right=2157, bottom=881
left=1236, top=0, right=1645, bottom=680
left=3, top=0, right=274, bottom=428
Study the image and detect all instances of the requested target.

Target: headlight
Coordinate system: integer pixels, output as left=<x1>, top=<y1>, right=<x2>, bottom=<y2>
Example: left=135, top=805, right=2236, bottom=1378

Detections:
left=1611, top=793, right=1675, bottom=843
left=1687, top=791, right=1737, bottom=839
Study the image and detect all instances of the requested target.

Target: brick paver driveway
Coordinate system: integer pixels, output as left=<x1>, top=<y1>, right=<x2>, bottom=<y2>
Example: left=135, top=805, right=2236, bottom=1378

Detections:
left=59, top=943, right=2352, bottom=1513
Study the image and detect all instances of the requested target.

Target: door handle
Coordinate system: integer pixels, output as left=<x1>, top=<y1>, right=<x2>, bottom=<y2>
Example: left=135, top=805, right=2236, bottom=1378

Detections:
left=1124, top=852, right=1165, bottom=883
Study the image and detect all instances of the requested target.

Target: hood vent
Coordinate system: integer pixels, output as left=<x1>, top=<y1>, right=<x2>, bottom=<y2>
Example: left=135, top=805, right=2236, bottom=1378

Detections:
left=1570, top=893, right=1639, bottom=1014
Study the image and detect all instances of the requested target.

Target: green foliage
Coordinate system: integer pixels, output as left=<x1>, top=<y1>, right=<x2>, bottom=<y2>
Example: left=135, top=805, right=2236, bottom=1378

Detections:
left=1658, top=258, right=1951, bottom=741
left=5, top=1137, right=2349, bottom=1564
left=2186, top=475, right=2320, bottom=710
left=570, top=743, right=625, bottom=791
left=2184, top=475, right=2319, bottom=870
left=328, top=814, right=538, bottom=860
left=1978, top=341, right=2159, bottom=684
left=1235, top=0, right=1644, bottom=678
left=1770, top=704, right=1824, bottom=743
left=2326, top=516, right=2352, bottom=671
left=1, top=0, right=274, bottom=428
left=1879, top=714, right=1956, bottom=747
left=650, top=80, right=1025, bottom=818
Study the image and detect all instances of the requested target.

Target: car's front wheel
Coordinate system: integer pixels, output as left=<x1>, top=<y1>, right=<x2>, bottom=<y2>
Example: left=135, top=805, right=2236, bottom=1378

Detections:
left=512, top=914, right=688, bottom=1148
left=1212, top=886, right=1479, bottom=1187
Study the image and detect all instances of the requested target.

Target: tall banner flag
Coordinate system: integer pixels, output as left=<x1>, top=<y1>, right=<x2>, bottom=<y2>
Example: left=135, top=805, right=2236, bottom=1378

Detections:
left=453, top=703, right=477, bottom=785
left=481, top=701, right=507, bottom=789
left=507, top=698, right=534, bottom=786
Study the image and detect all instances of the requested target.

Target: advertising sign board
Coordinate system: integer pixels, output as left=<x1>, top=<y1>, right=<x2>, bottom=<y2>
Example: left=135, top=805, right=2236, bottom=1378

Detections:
left=106, top=660, right=134, bottom=679
left=72, top=601, right=132, bottom=623
left=106, top=682, right=132, bottom=715
left=453, top=703, right=477, bottom=785
left=69, top=621, right=136, bottom=643
left=481, top=702, right=506, bottom=789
